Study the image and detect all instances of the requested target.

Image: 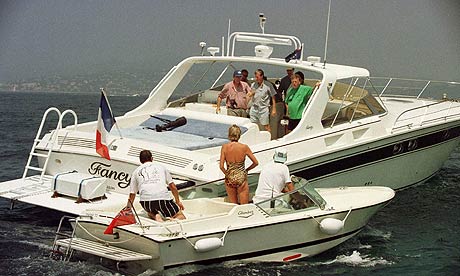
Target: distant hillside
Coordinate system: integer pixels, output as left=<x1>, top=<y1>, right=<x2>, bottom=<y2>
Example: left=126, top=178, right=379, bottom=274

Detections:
left=0, top=70, right=163, bottom=95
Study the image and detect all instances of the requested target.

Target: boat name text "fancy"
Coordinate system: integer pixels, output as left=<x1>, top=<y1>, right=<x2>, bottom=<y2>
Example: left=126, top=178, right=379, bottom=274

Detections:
left=237, top=210, right=254, bottom=218
left=87, top=162, right=131, bottom=188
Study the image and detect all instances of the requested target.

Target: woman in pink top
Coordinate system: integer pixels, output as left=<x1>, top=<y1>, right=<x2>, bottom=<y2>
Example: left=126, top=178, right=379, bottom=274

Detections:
left=219, top=125, right=258, bottom=204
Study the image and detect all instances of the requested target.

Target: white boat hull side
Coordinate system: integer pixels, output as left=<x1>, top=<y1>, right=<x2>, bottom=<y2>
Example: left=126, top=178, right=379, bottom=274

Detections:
left=305, top=137, right=459, bottom=190
left=290, top=121, right=460, bottom=190
left=38, top=125, right=460, bottom=192
left=244, top=231, right=360, bottom=262
left=74, top=202, right=386, bottom=272
left=39, top=136, right=459, bottom=194
left=39, top=152, right=137, bottom=194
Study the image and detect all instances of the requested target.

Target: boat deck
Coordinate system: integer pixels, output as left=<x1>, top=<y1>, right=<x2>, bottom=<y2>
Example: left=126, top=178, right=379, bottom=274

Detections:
left=55, top=238, right=154, bottom=261
left=0, top=175, right=131, bottom=215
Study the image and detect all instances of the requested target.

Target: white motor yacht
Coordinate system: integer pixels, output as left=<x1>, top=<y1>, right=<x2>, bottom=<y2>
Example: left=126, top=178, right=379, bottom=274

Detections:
left=49, top=177, right=395, bottom=273
left=0, top=17, right=459, bottom=210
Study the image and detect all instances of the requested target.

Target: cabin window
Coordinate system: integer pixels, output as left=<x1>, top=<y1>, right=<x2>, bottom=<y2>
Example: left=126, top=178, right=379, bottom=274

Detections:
left=321, top=77, right=386, bottom=127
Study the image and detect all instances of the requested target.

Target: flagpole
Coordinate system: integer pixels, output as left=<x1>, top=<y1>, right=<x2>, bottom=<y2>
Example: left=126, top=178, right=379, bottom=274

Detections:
left=100, top=88, right=123, bottom=140
left=128, top=198, right=145, bottom=233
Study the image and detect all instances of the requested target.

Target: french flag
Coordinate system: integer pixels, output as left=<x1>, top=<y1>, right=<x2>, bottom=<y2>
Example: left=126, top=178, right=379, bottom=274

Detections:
left=96, top=90, right=116, bottom=160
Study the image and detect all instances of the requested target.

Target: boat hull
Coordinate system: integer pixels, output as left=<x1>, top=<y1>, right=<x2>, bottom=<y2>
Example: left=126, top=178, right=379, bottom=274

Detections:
left=290, top=123, right=460, bottom=190
left=39, top=123, right=460, bottom=193
left=73, top=201, right=386, bottom=273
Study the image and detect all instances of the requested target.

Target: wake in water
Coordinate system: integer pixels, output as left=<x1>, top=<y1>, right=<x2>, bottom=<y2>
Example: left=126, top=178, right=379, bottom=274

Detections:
left=325, top=250, right=394, bottom=267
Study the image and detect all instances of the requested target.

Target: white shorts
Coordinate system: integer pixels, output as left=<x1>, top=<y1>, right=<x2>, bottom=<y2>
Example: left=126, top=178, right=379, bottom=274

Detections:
left=249, top=107, right=270, bottom=126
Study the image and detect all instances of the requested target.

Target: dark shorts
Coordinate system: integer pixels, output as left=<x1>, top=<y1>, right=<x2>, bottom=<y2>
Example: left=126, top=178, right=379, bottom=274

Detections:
left=140, top=199, right=180, bottom=218
left=288, top=119, right=301, bottom=130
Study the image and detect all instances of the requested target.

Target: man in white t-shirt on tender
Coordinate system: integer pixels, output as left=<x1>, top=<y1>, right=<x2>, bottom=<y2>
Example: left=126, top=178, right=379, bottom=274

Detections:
left=253, top=148, right=295, bottom=204
left=127, top=150, right=185, bottom=221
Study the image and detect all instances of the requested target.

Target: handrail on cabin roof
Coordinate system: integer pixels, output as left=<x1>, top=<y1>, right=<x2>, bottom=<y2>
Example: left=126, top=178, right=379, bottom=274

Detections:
left=227, top=32, right=302, bottom=58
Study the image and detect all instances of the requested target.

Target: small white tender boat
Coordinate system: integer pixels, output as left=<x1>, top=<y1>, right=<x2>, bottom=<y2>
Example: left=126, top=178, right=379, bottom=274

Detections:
left=50, top=177, right=395, bottom=273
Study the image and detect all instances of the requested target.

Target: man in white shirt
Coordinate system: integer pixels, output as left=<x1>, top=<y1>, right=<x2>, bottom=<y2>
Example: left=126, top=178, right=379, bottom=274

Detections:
left=127, top=150, right=185, bottom=221
left=253, top=148, right=295, bottom=204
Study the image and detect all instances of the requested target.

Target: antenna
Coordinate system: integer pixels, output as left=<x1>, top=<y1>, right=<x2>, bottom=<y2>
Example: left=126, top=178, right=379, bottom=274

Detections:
left=323, top=0, right=332, bottom=68
left=199, top=42, right=206, bottom=56
left=226, top=18, right=232, bottom=56
left=227, top=19, right=231, bottom=56
left=259, top=13, right=266, bottom=34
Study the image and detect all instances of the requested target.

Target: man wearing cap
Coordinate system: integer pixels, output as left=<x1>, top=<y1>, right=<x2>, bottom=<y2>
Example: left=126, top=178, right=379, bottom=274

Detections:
left=216, top=70, right=252, bottom=117
left=252, top=148, right=295, bottom=204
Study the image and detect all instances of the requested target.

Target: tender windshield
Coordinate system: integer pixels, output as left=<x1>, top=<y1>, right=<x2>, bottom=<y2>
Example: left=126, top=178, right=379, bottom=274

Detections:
left=321, top=77, right=386, bottom=127
left=178, top=173, right=261, bottom=200
left=177, top=174, right=325, bottom=217
left=254, top=176, right=326, bottom=216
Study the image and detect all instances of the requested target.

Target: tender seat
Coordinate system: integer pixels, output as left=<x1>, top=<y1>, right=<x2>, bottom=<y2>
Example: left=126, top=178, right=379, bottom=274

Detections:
left=182, top=198, right=236, bottom=219
left=137, top=198, right=236, bottom=221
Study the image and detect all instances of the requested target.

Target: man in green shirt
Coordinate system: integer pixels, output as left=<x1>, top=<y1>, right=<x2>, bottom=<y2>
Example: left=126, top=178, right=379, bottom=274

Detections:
left=285, top=74, right=313, bottom=132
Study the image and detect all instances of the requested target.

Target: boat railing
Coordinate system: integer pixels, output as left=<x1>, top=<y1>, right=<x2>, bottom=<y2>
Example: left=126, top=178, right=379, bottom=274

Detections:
left=370, top=77, right=460, bottom=99
left=227, top=32, right=301, bottom=57
left=391, top=100, right=460, bottom=133
left=23, top=108, right=78, bottom=182
left=368, top=77, right=460, bottom=132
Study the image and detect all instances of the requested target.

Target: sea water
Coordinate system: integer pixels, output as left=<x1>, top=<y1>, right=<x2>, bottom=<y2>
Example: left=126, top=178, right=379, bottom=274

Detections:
left=0, top=91, right=458, bottom=276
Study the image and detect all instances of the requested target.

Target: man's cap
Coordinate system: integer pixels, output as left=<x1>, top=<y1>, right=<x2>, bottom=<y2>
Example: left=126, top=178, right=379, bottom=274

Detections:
left=233, top=70, right=243, bottom=77
left=286, top=67, right=294, bottom=71
left=274, top=148, right=288, bottom=163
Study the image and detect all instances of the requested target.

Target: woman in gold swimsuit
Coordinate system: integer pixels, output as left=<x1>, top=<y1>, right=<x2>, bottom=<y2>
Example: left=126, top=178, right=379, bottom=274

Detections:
left=220, top=125, right=258, bottom=204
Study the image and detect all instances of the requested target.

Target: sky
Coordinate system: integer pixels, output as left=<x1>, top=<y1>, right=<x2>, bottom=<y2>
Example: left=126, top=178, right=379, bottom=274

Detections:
left=0, top=0, right=459, bottom=83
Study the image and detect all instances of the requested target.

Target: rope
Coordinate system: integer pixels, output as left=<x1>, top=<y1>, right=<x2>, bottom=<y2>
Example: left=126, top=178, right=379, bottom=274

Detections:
left=174, top=220, right=195, bottom=247
left=307, top=206, right=353, bottom=225
left=173, top=220, right=231, bottom=249
left=79, top=210, right=168, bottom=236
left=342, top=207, right=353, bottom=224
left=127, top=199, right=144, bottom=233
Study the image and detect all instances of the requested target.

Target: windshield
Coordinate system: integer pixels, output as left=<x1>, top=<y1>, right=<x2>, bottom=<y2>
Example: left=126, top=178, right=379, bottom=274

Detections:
left=254, top=176, right=326, bottom=216
left=178, top=173, right=326, bottom=216
left=178, top=173, right=261, bottom=200
left=167, top=60, right=322, bottom=108
left=321, top=77, right=386, bottom=127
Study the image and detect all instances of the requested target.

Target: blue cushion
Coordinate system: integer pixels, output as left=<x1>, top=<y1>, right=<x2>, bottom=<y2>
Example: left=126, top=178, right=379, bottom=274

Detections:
left=140, top=115, right=247, bottom=140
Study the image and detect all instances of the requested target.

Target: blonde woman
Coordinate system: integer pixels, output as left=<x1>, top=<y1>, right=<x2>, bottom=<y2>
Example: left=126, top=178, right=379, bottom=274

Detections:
left=220, top=125, right=258, bottom=204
